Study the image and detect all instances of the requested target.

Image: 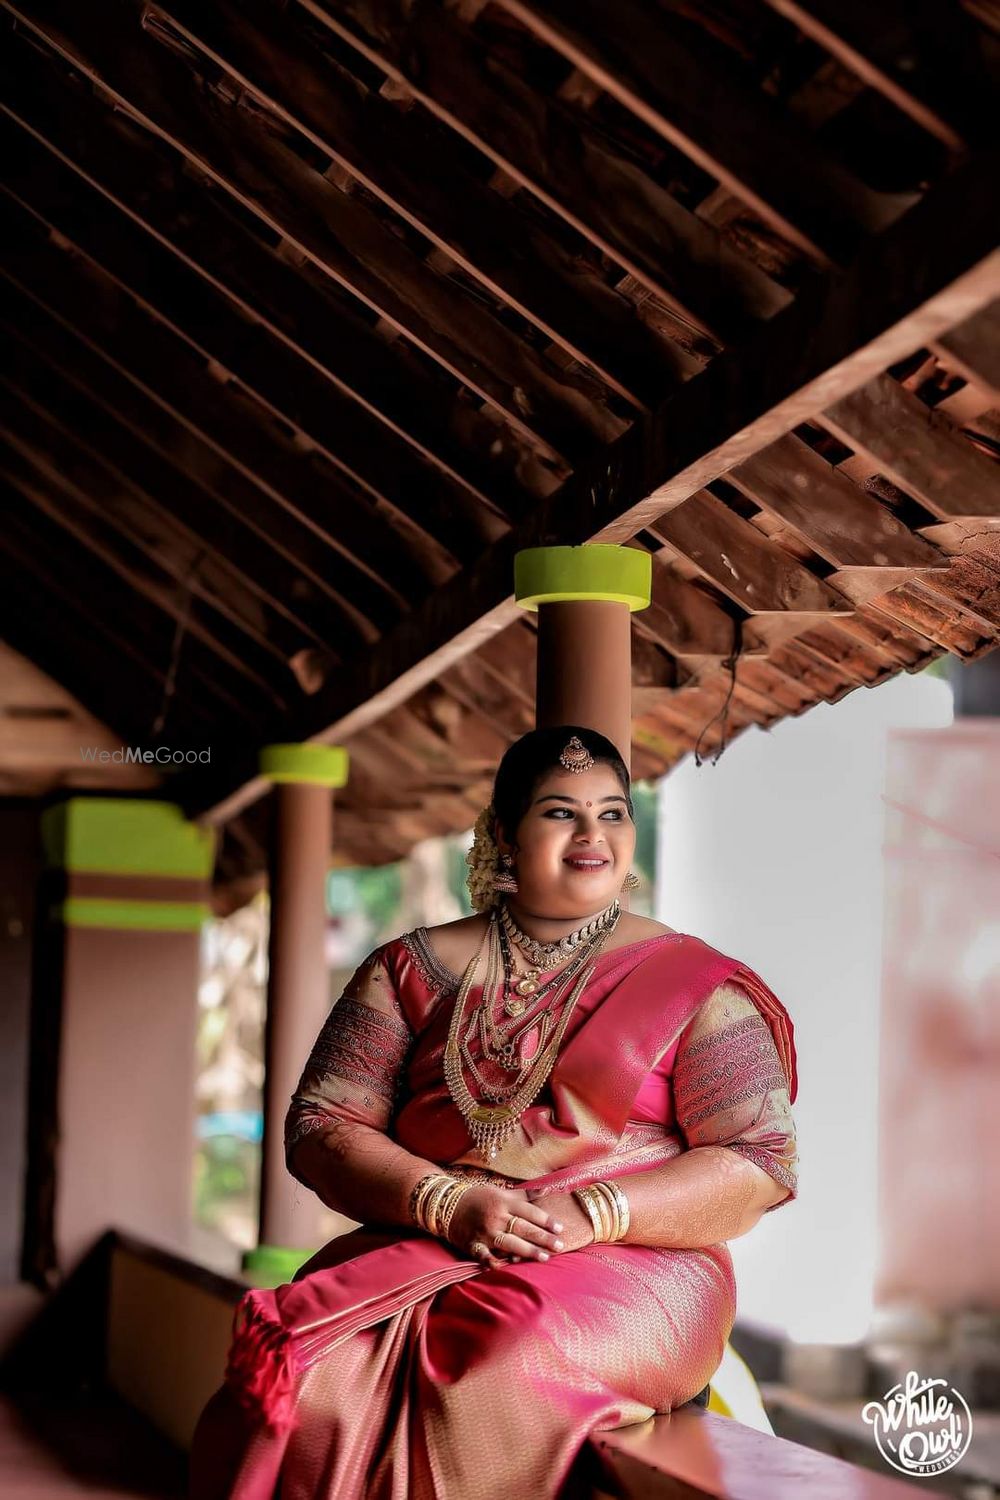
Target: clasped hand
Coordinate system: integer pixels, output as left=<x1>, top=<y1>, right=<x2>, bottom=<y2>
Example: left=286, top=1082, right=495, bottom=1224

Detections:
left=446, top=1185, right=594, bottom=1268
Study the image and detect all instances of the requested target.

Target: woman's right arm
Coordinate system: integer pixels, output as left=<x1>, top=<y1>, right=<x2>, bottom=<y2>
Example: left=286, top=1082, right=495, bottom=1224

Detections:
left=285, top=948, right=440, bottom=1228
left=285, top=945, right=565, bottom=1260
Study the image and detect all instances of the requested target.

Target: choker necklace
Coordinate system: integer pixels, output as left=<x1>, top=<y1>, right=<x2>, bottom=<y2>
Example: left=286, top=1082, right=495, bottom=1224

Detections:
left=499, top=899, right=620, bottom=985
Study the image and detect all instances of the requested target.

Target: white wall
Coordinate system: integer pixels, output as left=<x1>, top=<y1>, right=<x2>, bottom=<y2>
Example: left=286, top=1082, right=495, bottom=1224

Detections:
left=655, top=670, right=953, bottom=1344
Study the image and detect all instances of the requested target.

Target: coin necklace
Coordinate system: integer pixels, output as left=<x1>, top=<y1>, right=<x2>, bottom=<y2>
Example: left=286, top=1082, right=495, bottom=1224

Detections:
left=443, top=907, right=620, bottom=1159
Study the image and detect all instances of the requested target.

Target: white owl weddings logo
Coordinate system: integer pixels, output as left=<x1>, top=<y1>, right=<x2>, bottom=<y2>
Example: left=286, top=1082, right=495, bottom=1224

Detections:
left=862, top=1370, right=972, bottom=1478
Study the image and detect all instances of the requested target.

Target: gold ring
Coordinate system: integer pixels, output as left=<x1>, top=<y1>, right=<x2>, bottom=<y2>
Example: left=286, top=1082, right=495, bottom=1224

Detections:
left=492, top=1232, right=507, bottom=1251
left=505, top=1215, right=519, bottom=1236
left=470, top=1241, right=490, bottom=1259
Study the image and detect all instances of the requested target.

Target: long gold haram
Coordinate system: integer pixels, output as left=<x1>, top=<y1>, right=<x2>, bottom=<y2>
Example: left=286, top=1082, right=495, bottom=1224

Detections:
left=443, top=909, right=619, bottom=1160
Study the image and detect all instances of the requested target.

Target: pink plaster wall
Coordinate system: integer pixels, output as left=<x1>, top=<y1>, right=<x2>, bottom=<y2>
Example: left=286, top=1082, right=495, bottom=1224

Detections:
left=55, top=926, right=201, bottom=1271
left=875, top=719, right=1000, bottom=1312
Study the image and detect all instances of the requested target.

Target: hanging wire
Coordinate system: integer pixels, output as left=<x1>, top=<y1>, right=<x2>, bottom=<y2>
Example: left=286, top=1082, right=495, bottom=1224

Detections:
left=151, top=556, right=203, bottom=740
left=693, top=613, right=744, bottom=768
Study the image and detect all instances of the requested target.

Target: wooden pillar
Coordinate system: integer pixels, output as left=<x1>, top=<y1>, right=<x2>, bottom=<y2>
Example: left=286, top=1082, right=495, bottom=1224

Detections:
left=253, top=744, right=348, bottom=1270
left=514, top=545, right=652, bottom=764
left=33, top=799, right=214, bottom=1279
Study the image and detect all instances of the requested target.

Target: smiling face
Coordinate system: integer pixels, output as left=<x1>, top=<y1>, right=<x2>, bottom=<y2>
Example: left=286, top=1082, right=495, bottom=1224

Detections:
left=497, top=761, right=636, bottom=919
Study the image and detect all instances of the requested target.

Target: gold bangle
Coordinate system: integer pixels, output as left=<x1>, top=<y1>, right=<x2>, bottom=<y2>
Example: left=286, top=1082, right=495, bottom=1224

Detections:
left=427, top=1178, right=459, bottom=1236
left=592, top=1182, right=619, bottom=1242
left=604, top=1179, right=631, bottom=1241
left=413, top=1174, right=448, bottom=1230
left=573, top=1186, right=605, bottom=1242
left=409, top=1172, right=440, bottom=1226
left=438, top=1182, right=472, bottom=1240
left=420, top=1176, right=456, bottom=1234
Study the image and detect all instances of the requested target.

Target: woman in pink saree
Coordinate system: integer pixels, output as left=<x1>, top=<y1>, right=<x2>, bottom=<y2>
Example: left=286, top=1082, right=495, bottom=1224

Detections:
left=191, top=726, right=798, bottom=1500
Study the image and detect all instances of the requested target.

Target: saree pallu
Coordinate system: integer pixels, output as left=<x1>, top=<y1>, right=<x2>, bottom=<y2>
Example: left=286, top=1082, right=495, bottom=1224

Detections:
left=205, top=933, right=798, bottom=1500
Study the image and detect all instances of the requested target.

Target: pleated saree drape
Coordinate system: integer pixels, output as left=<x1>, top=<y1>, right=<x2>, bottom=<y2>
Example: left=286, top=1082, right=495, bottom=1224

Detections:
left=202, top=931, right=798, bottom=1500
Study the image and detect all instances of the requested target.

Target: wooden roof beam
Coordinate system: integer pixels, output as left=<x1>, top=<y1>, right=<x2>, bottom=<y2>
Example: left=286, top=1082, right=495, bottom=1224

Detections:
left=0, top=28, right=545, bottom=519
left=2, top=332, right=333, bottom=665
left=728, top=431, right=951, bottom=569
left=3, top=120, right=499, bottom=575
left=820, top=373, right=1000, bottom=521
left=301, top=0, right=790, bottom=342
left=761, top=0, right=999, bottom=151
left=171, top=147, right=1000, bottom=820
left=1, top=387, right=299, bottom=704
left=0, top=495, right=254, bottom=737
left=498, top=0, right=908, bottom=263
left=2, top=207, right=412, bottom=633
left=648, top=492, right=854, bottom=619
left=932, top=298, right=1000, bottom=405
left=151, top=0, right=692, bottom=409
left=4, top=0, right=620, bottom=459
left=0, top=298, right=365, bottom=656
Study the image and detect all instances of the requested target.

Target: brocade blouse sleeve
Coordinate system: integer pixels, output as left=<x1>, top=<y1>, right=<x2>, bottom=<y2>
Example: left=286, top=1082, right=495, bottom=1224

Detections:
left=672, top=979, right=798, bottom=1212
left=283, top=946, right=415, bottom=1188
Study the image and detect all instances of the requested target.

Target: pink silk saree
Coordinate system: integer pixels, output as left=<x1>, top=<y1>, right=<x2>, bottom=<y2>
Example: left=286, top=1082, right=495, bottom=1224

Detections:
left=203, top=932, right=798, bottom=1500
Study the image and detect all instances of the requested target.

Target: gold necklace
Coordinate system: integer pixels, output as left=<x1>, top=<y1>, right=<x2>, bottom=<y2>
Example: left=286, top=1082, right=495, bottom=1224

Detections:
left=443, top=909, right=619, bottom=1159
left=499, top=899, right=620, bottom=991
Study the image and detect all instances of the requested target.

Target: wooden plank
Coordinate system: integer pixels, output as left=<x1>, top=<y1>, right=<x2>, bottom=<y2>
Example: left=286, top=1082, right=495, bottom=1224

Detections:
left=301, top=0, right=790, bottom=341
left=499, top=0, right=904, bottom=262
left=649, top=492, right=853, bottom=617
left=3, top=0, right=621, bottom=458
left=933, top=298, right=1000, bottom=404
left=2, top=120, right=495, bottom=576
left=0, top=495, right=253, bottom=736
left=3, top=333, right=331, bottom=662
left=761, top=0, right=998, bottom=149
left=0, top=28, right=542, bottom=519
left=174, top=150, right=1000, bottom=818
left=0, top=299, right=366, bottom=656
left=728, top=432, right=949, bottom=569
left=153, top=0, right=690, bottom=409
left=1, top=204, right=413, bottom=632
left=820, top=373, right=1000, bottom=520
left=638, top=557, right=749, bottom=658
left=593, top=1402, right=950, bottom=1500
left=0, top=385, right=299, bottom=699
left=1, top=449, right=280, bottom=721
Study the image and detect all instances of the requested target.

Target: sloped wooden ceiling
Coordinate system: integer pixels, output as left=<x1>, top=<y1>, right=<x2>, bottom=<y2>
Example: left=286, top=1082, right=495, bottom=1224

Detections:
left=1, top=0, right=998, bottom=881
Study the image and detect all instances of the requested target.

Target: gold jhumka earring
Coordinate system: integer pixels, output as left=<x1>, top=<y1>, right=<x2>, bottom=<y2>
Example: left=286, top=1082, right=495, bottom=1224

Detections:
left=623, top=871, right=641, bottom=892
left=490, top=852, right=518, bottom=895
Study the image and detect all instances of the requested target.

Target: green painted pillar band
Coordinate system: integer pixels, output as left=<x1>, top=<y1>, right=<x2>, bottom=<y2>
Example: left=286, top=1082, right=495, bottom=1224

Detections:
left=259, top=744, right=349, bottom=788
left=514, top=545, right=652, bottom=611
left=41, top=798, right=215, bottom=878
left=57, top=897, right=210, bottom=932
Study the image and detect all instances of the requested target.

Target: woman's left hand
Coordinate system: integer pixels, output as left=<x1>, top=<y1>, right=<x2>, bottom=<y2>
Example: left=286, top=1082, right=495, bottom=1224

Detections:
left=519, top=1190, right=594, bottom=1253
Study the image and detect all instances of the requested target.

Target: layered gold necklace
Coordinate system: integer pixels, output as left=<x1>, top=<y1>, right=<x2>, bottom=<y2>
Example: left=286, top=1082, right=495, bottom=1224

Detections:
left=443, top=903, right=620, bottom=1160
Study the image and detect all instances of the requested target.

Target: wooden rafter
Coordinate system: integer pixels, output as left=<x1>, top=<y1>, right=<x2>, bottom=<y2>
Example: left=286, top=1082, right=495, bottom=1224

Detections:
left=169, top=147, right=1000, bottom=820
left=0, top=299, right=364, bottom=656
left=2, top=205, right=416, bottom=631
left=499, top=0, right=907, bottom=261
left=299, top=0, right=791, bottom=340
left=0, top=28, right=549, bottom=515
left=150, top=0, right=693, bottom=408
left=761, top=0, right=999, bottom=150
left=2, top=119, right=498, bottom=577
left=3, top=0, right=624, bottom=458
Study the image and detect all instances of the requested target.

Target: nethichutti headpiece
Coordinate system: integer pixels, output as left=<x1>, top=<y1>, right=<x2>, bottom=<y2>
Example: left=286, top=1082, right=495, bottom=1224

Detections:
left=559, top=735, right=596, bottom=774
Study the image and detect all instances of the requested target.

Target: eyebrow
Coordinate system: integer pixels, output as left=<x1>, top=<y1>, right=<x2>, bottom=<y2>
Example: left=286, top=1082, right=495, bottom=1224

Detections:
left=533, top=793, right=627, bottom=806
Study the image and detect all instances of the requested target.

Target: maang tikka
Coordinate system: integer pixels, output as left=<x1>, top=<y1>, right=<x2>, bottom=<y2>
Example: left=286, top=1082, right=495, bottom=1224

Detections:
left=559, top=736, right=595, bottom=774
